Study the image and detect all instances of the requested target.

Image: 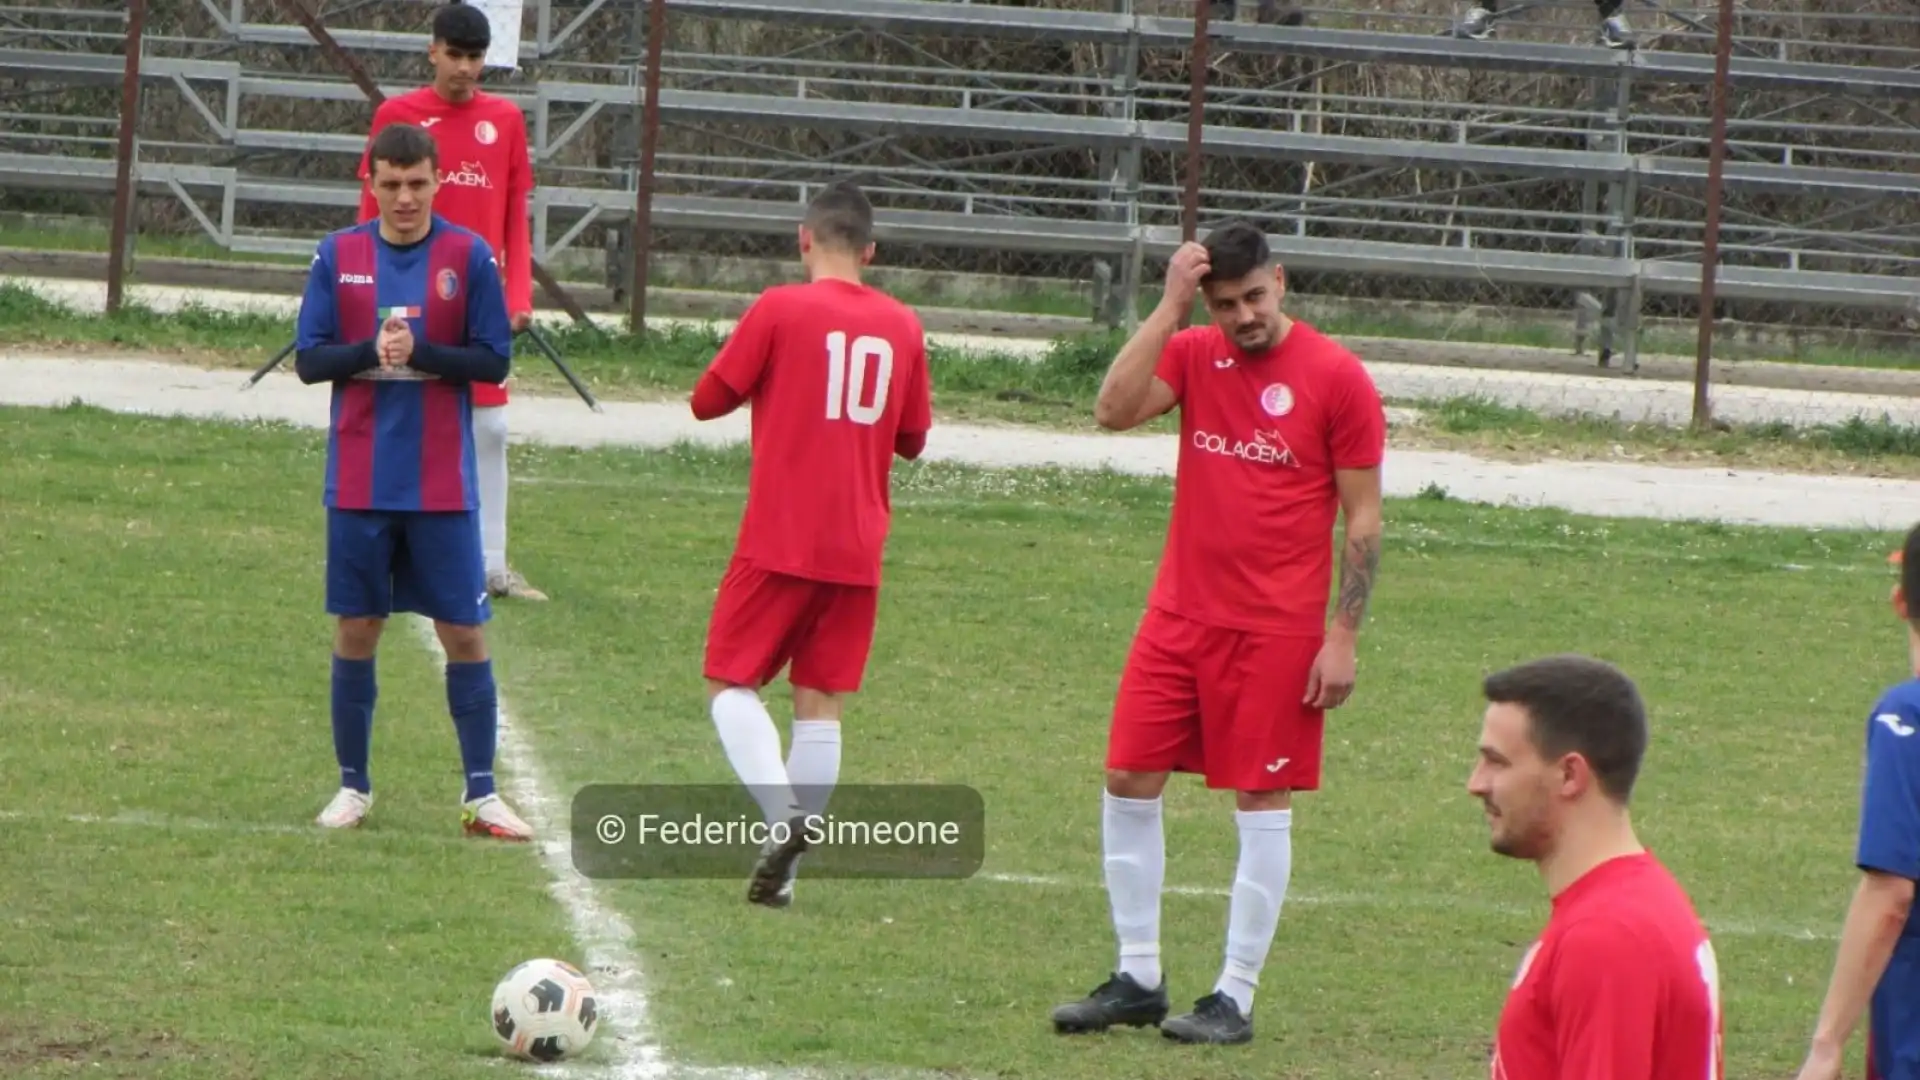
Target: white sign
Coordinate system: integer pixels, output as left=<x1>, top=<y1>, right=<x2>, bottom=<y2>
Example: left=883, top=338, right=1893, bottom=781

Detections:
left=462, top=0, right=524, bottom=70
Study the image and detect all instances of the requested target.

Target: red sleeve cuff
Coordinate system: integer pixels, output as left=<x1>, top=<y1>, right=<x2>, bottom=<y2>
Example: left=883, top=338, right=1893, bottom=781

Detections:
left=690, top=371, right=744, bottom=420
left=894, top=430, right=927, bottom=460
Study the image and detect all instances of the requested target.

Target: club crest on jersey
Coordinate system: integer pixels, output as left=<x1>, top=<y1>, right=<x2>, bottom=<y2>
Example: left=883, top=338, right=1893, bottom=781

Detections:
left=437, top=268, right=460, bottom=301
left=1259, top=382, right=1294, bottom=417
left=474, top=120, right=498, bottom=145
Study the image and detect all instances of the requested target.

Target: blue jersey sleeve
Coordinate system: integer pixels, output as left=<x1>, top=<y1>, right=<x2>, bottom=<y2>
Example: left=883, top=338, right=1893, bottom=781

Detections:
left=466, top=240, right=515, bottom=362
left=1857, top=694, right=1920, bottom=881
left=296, top=235, right=338, bottom=351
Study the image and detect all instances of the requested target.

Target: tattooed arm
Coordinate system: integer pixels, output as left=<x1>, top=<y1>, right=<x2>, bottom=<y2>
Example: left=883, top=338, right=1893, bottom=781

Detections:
left=1331, top=466, right=1383, bottom=645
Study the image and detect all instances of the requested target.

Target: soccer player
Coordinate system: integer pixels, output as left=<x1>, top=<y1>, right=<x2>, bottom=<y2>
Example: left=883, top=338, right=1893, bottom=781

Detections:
left=296, top=120, right=534, bottom=842
left=687, top=182, right=933, bottom=909
left=1471, top=654, right=1723, bottom=1080
left=1050, top=221, right=1386, bottom=1045
left=358, top=1, right=546, bottom=602
left=1793, top=533, right=1920, bottom=1080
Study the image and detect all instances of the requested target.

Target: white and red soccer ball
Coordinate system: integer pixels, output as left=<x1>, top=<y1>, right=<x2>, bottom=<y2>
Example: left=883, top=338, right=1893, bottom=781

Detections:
left=490, top=958, right=600, bottom=1063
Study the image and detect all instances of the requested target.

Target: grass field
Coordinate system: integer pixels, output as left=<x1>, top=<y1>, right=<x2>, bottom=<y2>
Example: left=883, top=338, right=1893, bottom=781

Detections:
left=0, top=399, right=1908, bottom=1079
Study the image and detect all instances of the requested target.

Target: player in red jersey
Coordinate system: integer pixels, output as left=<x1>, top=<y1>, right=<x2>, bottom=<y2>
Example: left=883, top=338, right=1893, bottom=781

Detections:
left=357, top=2, right=546, bottom=602
left=687, top=182, right=934, bottom=909
left=1051, top=221, right=1386, bottom=1045
left=1471, top=654, right=1723, bottom=1080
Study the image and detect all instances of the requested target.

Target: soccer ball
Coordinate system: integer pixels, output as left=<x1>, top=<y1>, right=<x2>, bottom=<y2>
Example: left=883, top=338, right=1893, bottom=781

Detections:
left=490, top=958, right=600, bottom=1063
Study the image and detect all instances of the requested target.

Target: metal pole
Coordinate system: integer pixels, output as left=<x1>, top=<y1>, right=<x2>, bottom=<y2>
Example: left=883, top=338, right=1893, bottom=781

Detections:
left=106, top=0, right=148, bottom=316
left=629, top=0, right=666, bottom=333
left=1178, top=0, right=1210, bottom=329
left=1691, top=0, right=1736, bottom=431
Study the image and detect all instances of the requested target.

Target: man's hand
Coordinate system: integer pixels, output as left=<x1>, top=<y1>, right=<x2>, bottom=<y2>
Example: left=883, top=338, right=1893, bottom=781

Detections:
left=1793, top=1042, right=1843, bottom=1080
left=1161, top=241, right=1210, bottom=313
left=511, top=310, right=533, bottom=333
left=1304, top=638, right=1357, bottom=710
left=378, top=315, right=414, bottom=368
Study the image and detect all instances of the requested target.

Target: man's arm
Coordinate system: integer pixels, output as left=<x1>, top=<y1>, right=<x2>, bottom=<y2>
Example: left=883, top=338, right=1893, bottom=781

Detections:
left=895, top=329, right=934, bottom=461
left=502, top=108, right=535, bottom=322
left=1093, top=240, right=1207, bottom=432
left=690, top=296, right=775, bottom=421
left=408, top=243, right=513, bottom=384
left=1804, top=870, right=1914, bottom=1064
left=293, top=238, right=377, bottom=383
left=1331, top=467, right=1382, bottom=645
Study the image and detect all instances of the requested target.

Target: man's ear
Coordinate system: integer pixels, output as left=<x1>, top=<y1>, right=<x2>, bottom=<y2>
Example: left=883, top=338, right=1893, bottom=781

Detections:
left=860, top=242, right=876, bottom=266
left=1894, top=583, right=1909, bottom=621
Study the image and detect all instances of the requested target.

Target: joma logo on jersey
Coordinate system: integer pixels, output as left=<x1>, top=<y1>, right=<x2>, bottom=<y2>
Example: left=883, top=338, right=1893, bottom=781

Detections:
left=1192, top=429, right=1298, bottom=468
left=338, top=272, right=374, bottom=285
left=441, top=161, right=493, bottom=189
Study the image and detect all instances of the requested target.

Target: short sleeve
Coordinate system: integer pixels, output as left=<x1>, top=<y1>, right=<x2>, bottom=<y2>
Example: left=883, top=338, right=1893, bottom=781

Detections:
left=899, top=322, right=933, bottom=436
left=707, top=292, right=778, bottom=397
left=1546, top=920, right=1665, bottom=1080
left=295, top=236, right=338, bottom=350
left=1154, top=329, right=1194, bottom=403
left=1328, top=354, right=1386, bottom=470
left=1858, top=698, right=1920, bottom=880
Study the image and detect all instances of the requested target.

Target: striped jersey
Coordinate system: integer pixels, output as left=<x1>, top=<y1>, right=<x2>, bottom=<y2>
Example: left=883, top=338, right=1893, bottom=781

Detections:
left=295, top=215, right=514, bottom=512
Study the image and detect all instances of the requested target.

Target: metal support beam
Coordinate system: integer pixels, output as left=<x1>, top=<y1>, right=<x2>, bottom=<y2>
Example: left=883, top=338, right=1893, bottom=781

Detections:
left=106, top=0, right=146, bottom=316
left=629, top=0, right=666, bottom=332
left=1693, top=0, right=1736, bottom=430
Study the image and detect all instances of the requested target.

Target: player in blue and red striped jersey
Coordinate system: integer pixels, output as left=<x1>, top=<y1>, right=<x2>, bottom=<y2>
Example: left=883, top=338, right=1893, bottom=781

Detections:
left=1795, top=530, right=1920, bottom=1080
left=293, top=120, right=533, bottom=841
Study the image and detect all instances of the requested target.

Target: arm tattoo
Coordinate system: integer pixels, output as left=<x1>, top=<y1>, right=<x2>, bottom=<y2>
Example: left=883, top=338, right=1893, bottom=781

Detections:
left=1335, top=532, right=1381, bottom=633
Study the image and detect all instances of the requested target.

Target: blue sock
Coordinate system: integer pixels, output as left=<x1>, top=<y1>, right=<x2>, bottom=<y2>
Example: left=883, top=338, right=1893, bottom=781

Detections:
left=331, top=655, right=377, bottom=794
left=446, top=659, right=498, bottom=802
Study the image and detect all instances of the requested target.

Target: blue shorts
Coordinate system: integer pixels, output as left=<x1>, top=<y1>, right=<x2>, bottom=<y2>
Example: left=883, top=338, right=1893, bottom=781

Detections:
left=1872, top=936, right=1920, bottom=1080
left=326, top=508, right=490, bottom=626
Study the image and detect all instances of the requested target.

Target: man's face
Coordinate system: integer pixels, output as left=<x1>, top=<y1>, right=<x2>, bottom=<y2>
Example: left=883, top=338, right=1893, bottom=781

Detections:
left=371, top=158, right=438, bottom=235
left=429, top=40, right=487, bottom=99
left=1201, top=264, right=1285, bottom=353
left=1466, top=702, right=1563, bottom=861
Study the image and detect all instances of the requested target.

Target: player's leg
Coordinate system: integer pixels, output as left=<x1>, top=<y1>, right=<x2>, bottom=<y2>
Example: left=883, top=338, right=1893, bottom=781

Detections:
left=398, top=509, right=532, bottom=840
left=1052, top=607, right=1204, bottom=1035
left=1595, top=0, right=1633, bottom=48
left=319, top=508, right=397, bottom=828
left=476, top=404, right=546, bottom=602
left=702, top=557, right=811, bottom=897
left=1158, top=630, right=1322, bottom=1046
left=770, top=582, right=878, bottom=903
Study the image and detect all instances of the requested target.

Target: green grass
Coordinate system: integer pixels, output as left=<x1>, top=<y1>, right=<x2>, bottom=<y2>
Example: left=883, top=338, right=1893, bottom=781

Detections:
left=0, top=400, right=1907, bottom=1078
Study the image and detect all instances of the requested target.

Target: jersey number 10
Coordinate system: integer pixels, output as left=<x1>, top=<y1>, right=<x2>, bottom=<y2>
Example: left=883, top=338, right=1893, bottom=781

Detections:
left=825, top=331, right=894, bottom=426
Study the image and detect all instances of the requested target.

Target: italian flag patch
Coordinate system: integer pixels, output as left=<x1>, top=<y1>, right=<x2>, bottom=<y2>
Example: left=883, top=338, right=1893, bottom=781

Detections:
left=381, top=305, right=420, bottom=319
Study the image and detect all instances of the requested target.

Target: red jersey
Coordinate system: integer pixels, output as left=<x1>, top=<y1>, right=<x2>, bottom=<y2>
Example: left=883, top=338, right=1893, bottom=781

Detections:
left=704, top=279, right=933, bottom=588
left=1147, top=320, right=1385, bottom=636
left=1493, top=853, right=1724, bottom=1080
left=358, top=86, right=532, bottom=407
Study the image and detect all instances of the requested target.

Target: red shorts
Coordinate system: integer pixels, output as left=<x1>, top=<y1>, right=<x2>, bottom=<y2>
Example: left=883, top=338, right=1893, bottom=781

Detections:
left=1106, top=606, right=1326, bottom=792
left=702, top=558, right=879, bottom=694
left=473, top=381, right=508, bottom=408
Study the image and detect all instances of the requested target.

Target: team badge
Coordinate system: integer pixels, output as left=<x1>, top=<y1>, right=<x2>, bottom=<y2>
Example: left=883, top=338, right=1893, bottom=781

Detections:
left=1259, top=382, right=1294, bottom=417
left=437, top=268, right=460, bottom=301
left=474, top=120, right=498, bottom=145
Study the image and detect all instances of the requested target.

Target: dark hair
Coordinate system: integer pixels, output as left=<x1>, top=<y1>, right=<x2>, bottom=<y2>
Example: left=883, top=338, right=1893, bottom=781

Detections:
left=804, top=181, right=875, bottom=252
left=1482, top=654, right=1648, bottom=803
left=368, top=122, right=440, bottom=175
left=432, top=3, right=492, bottom=52
left=1200, top=219, right=1272, bottom=283
left=1903, top=522, right=1920, bottom=625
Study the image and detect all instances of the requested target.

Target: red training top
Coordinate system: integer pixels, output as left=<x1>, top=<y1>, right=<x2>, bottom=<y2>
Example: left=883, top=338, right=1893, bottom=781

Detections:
left=697, top=278, right=934, bottom=588
left=358, top=86, right=533, bottom=408
left=1147, top=320, right=1386, bottom=637
left=1493, top=852, right=1724, bottom=1080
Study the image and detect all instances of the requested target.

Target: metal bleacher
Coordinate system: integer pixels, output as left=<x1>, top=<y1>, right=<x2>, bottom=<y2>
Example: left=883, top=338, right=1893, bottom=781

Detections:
left=3, top=0, right=1919, bottom=367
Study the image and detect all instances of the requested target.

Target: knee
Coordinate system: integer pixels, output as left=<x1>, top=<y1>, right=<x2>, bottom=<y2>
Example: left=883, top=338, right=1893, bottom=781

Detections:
left=436, top=623, right=488, bottom=663
left=1236, top=789, right=1293, bottom=813
left=790, top=686, right=843, bottom=722
left=334, top=617, right=385, bottom=659
left=1105, top=769, right=1168, bottom=800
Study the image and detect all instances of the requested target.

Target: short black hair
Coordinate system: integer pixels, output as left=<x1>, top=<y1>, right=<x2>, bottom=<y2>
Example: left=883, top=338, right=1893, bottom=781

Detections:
left=368, top=122, right=440, bottom=175
left=1482, top=654, right=1649, bottom=804
left=1200, top=219, right=1272, bottom=283
left=1902, top=522, right=1920, bottom=627
left=432, top=3, right=492, bottom=52
left=804, top=181, right=874, bottom=252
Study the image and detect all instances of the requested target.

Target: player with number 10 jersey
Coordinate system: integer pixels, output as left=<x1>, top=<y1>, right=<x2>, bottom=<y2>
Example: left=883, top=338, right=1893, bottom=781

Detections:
left=689, top=181, right=933, bottom=908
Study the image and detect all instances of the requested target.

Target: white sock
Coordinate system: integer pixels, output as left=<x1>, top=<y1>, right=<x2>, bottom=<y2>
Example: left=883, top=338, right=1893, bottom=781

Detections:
left=782, top=719, right=842, bottom=884
left=1215, top=808, right=1293, bottom=1016
left=1102, top=791, right=1165, bottom=989
left=474, top=405, right=509, bottom=576
left=709, top=688, right=801, bottom=825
